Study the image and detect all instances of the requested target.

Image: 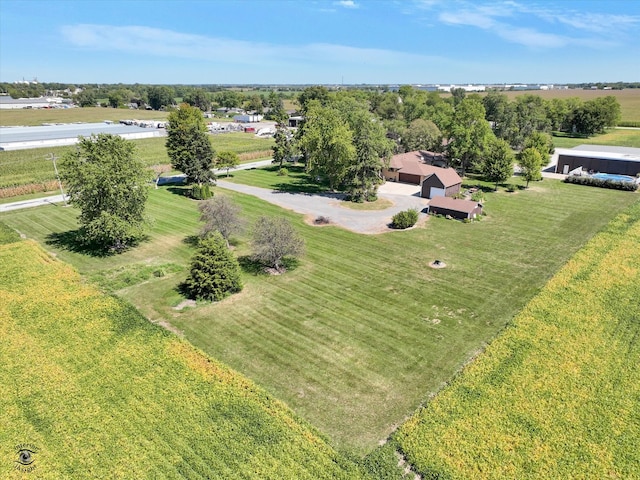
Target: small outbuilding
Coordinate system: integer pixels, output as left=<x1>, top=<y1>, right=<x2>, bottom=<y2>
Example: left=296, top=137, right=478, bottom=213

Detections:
left=427, top=197, right=483, bottom=220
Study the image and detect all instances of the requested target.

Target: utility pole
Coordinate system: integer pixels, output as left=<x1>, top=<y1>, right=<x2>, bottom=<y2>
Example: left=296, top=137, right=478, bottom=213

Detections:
left=46, top=153, right=67, bottom=205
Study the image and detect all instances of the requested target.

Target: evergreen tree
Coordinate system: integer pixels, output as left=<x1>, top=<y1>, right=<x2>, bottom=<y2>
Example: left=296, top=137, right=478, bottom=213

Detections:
left=184, top=232, right=243, bottom=301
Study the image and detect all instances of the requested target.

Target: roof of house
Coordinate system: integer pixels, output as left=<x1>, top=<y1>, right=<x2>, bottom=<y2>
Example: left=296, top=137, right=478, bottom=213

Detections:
left=428, top=196, right=481, bottom=214
left=389, top=150, right=461, bottom=186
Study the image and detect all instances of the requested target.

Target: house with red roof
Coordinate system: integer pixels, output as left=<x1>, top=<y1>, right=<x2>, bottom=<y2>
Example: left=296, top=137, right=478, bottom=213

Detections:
left=383, top=150, right=462, bottom=199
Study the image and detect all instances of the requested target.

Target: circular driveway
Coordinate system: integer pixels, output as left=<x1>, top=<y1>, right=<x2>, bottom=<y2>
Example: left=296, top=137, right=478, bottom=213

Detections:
left=217, top=180, right=429, bottom=234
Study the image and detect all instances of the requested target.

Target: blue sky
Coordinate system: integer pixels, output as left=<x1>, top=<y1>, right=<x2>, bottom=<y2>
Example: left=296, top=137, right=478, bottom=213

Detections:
left=1, top=0, right=638, bottom=84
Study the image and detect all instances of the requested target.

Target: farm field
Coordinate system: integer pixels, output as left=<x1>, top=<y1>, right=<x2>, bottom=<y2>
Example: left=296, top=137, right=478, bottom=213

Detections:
left=0, top=133, right=274, bottom=190
left=0, top=239, right=366, bottom=479
left=0, top=106, right=170, bottom=126
left=1, top=178, right=638, bottom=454
left=394, top=200, right=640, bottom=479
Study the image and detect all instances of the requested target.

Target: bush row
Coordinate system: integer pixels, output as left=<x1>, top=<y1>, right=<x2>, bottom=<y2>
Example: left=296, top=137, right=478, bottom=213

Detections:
left=617, top=120, right=640, bottom=128
left=563, top=175, right=638, bottom=191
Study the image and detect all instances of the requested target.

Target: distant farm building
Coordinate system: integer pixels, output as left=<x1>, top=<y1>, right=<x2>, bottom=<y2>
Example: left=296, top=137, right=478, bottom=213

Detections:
left=427, top=197, right=483, bottom=220
left=383, top=151, right=462, bottom=198
left=555, top=145, right=640, bottom=176
left=0, top=96, right=67, bottom=109
left=233, top=114, right=263, bottom=123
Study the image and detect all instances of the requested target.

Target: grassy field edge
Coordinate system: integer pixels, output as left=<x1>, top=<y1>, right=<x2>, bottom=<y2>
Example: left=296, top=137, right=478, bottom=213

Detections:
left=393, top=199, right=640, bottom=479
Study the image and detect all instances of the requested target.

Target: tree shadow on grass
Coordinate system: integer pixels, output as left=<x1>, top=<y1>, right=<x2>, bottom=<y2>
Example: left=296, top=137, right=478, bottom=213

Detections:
left=45, top=230, right=149, bottom=257
left=45, top=230, right=114, bottom=257
left=175, top=281, right=194, bottom=300
left=238, top=255, right=301, bottom=275
left=238, top=255, right=268, bottom=276
left=182, top=235, right=200, bottom=247
left=167, top=186, right=193, bottom=198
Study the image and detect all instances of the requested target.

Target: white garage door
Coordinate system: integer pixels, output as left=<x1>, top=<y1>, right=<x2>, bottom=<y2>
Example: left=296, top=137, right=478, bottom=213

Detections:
left=430, top=187, right=445, bottom=198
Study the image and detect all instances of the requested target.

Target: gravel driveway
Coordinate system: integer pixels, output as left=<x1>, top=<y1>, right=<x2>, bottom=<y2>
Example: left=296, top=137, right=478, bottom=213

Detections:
left=217, top=180, right=429, bottom=234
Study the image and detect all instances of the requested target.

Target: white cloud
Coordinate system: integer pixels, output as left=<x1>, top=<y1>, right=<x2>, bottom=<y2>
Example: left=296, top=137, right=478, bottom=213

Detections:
left=60, top=23, right=448, bottom=68
left=435, top=1, right=635, bottom=49
left=334, top=0, right=359, bottom=8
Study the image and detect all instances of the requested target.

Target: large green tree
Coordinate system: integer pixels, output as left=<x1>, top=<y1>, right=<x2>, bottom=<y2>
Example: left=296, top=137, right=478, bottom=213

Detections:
left=447, top=98, right=493, bottom=175
left=60, top=134, right=151, bottom=252
left=147, top=85, right=175, bottom=110
left=166, top=103, right=216, bottom=186
left=183, top=88, right=212, bottom=112
left=344, top=109, right=393, bottom=202
left=402, top=118, right=441, bottom=153
left=298, top=102, right=355, bottom=190
left=184, top=232, right=243, bottom=301
left=481, top=137, right=515, bottom=190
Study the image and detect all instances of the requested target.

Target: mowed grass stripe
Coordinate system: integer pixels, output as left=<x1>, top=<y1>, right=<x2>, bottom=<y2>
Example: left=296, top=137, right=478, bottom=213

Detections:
left=2, top=179, right=638, bottom=455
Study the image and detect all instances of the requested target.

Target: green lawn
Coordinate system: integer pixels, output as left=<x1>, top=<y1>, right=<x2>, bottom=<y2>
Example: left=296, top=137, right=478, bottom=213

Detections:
left=0, top=240, right=365, bottom=479
left=2, top=179, right=637, bottom=455
left=552, top=128, right=640, bottom=149
left=0, top=106, right=170, bottom=126
left=395, top=200, right=640, bottom=479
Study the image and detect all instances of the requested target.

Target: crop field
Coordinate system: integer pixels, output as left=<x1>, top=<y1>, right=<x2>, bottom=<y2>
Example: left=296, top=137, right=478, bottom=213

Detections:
left=394, top=200, right=640, bottom=479
left=0, top=239, right=365, bottom=479
left=2, top=177, right=637, bottom=455
left=0, top=106, right=170, bottom=127
left=0, top=134, right=274, bottom=190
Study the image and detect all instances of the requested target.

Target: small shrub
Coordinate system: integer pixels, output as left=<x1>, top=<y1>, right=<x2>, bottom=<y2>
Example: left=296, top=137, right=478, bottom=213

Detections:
left=471, top=191, right=485, bottom=202
left=506, top=184, right=517, bottom=192
left=314, top=216, right=331, bottom=225
left=277, top=167, right=288, bottom=176
left=463, top=218, right=472, bottom=223
left=191, top=184, right=213, bottom=199
left=392, top=208, right=419, bottom=229
left=453, top=192, right=465, bottom=200
left=365, top=192, right=378, bottom=202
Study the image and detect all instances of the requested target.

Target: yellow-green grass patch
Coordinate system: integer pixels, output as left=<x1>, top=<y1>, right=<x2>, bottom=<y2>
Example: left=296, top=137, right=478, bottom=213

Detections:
left=395, top=200, right=640, bottom=479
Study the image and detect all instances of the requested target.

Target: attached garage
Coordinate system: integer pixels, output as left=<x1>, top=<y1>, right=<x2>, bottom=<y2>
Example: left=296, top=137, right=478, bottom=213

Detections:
left=399, top=172, right=422, bottom=184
